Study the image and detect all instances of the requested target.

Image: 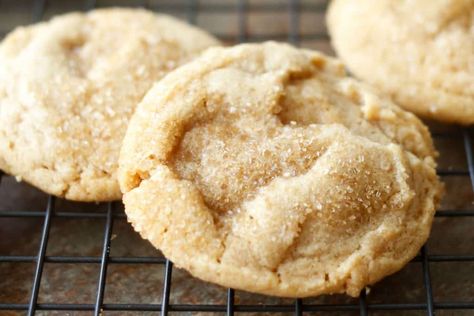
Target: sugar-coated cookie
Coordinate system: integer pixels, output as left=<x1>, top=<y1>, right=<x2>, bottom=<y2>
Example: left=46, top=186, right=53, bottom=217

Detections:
left=119, top=42, right=442, bottom=297
left=327, top=0, right=474, bottom=124
left=0, top=8, right=220, bottom=201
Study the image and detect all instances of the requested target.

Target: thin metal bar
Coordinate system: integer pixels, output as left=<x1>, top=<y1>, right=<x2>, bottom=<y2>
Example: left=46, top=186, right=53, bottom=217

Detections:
left=85, top=0, right=97, bottom=11
left=27, top=195, right=55, bottom=316
left=0, top=304, right=28, bottom=311
left=226, top=288, right=234, bottom=316
left=359, top=288, right=368, bottom=316
left=463, top=129, right=474, bottom=191
left=0, top=211, right=127, bottom=219
left=94, top=202, right=114, bottom=316
left=435, top=302, right=474, bottom=309
left=237, top=0, right=247, bottom=43
left=108, top=256, right=165, bottom=264
left=428, top=255, right=474, bottom=262
left=288, top=0, right=300, bottom=45
left=3, top=253, right=474, bottom=263
left=0, top=255, right=166, bottom=264
left=436, top=169, right=469, bottom=176
left=435, top=210, right=474, bottom=217
left=187, top=0, right=198, bottom=25
left=421, top=246, right=435, bottom=316
left=0, top=211, right=56, bottom=217
left=295, top=298, right=303, bottom=316
left=161, top=260, right=173, bottom=315
left=32, top=0, right=46, bottom=22
left=2, top=302, right=474, bottom=312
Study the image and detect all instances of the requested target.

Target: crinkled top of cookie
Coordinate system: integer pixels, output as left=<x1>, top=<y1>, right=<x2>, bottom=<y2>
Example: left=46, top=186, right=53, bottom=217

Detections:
left=119, top=42, right=442, bottom=297
left=0, top=8, right=220, bottom=201
left=327, top=0, right=474, bottom=124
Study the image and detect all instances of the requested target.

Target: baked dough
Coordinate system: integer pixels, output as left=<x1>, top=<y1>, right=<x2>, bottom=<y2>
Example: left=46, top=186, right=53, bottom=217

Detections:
left=119, top=42, right=442, bottom=297
left=0, top=8, right=220, bottom=201
left=327, top=0, right=474, bottom=124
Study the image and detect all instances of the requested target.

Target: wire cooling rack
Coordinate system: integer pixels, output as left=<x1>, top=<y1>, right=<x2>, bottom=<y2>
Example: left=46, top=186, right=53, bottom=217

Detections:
left=0, top=1, right=473, bottom=315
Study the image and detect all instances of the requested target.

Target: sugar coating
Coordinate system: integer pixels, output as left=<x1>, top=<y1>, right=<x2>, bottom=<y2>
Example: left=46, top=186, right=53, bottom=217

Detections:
left=119, top=42, right=443, bottom=297
left=327, top=0, right=474, bottom=125
left=0, top=8, right=220, bottom=201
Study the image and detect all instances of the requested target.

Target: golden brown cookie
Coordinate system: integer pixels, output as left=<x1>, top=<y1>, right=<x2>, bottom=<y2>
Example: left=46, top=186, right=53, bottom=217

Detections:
left=327, top=0, right=474, bottom=124
left=0, top=8, right=220, bottom=201
left=119, top=42, right=442, bottom=297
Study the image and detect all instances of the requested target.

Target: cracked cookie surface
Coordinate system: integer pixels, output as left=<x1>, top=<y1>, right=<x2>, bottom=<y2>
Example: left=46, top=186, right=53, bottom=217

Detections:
left=0, top=8, right=220, bottom=201
left=327, top=0, right=474, bottom=125
left=119, top=42, right=442, bottom=297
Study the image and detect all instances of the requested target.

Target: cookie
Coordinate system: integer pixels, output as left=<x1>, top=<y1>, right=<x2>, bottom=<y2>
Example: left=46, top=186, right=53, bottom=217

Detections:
left=0, top=8, right=220, bottom=201
left=327, top=0, right=474, bottom=125
left=119, top=42, right=442, bottom=297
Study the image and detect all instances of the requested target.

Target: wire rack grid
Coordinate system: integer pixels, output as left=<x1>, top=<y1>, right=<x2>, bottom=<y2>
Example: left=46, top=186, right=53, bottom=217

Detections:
left=0, top=0, right=473, bottom=315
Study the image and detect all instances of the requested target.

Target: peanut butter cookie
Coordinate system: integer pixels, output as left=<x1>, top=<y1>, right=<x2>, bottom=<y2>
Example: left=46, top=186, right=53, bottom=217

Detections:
left=327, top=0, right=474, bottom=124
left=119, top=42, right=442, bottom=297
left=0, top=8, right=220, bottom=201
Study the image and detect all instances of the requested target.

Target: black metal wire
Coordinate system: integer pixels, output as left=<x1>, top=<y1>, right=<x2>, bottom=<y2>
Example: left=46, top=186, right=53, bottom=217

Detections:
left=422, top=246, right=435, bottom=316
left=0, top=210, right=127, bottom=218
left=31, top=0, right=46, bottom=22
left=0, top=255, right=166, bottom=264
left=435, top=210, right=474, bottom=217
left=295, top=298, right=303, bottom=316
left=161, top=260, right=173, bottom=316
left=227, top=288, right=235, bottom=316
left=27, top=196, right=54, bottom=316
left=2, top=253, right=474, bottom=264
left=3, top=301, right=474, bottom=313
left=187, top=0, right=198, bottom=25
left=288, top=0, right=300, bottom=45
left=0, top=0, right=473, bottom=314
left=85, top=0, right=97, bottom=11
left=359, top=288, right=368, bottom=316
left=237, top=0, right=248, bottom=42
left=13, top=303, right=474, bottom=312
left=464, top=129, right=474, bottom=190
left=93, top=202, right=114, bottom=316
